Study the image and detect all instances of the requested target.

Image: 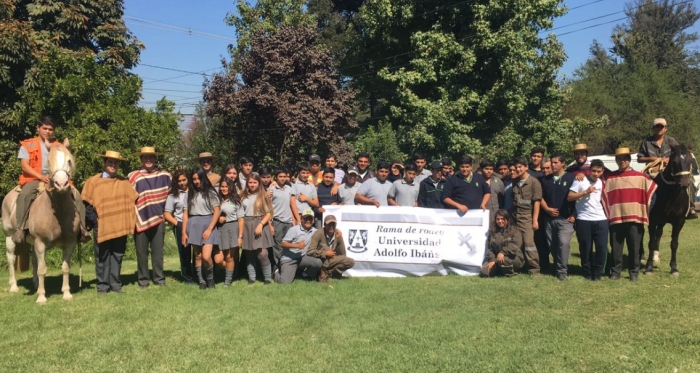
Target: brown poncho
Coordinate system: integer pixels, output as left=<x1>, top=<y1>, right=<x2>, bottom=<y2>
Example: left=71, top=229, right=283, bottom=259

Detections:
left=82, top=174, right=139, bottom=243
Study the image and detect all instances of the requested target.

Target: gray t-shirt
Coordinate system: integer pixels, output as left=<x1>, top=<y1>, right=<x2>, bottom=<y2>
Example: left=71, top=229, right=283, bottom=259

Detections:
left=220, top=199, right=240, bottom=222
left=164, top=190, right=188, bottom=222
left=415, top=168, right=432, bottom=184
left=17, top=140, right=50, bottom=175
left=237, top=194, right=271, bottom=217
left=271, top=184, right=294, bottom=223
left=357, top=177, right=393, bottom=206
left=292, top=180, right=317, bottom=213
left=184, top=190, right=220, bottom=216
left=338, top=182, right=361, bottom=205
left=281, top=224, right=317, bottom=258
left=388, top=179, right=420, bottom=207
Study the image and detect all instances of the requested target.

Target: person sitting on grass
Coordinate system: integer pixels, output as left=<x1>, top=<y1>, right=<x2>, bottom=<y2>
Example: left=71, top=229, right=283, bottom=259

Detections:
left=480, top=209, right=525, bottom=277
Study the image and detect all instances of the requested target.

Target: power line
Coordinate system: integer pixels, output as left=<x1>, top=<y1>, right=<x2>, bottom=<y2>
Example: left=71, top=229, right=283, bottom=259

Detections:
left=568, top=0, right=606, bottom=11
left=125, top=16, right=237, bottom=43
left=139, top=77, right=204, bottom=87
left=142, top=88, right=203, bottom=93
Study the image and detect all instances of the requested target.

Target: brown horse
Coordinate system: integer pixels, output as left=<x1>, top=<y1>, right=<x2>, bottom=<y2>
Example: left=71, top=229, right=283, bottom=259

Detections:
left=2, top=140, right=80, bottom=304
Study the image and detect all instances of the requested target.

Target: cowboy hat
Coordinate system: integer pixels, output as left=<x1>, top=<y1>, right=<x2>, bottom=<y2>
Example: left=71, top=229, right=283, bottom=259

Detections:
left=572, top=143, right=590, bottom=153
left=193, top=152, right=219, bottom=162
left=614, top=147, right=632, bottom=156
left=132, top=146, right=162, bottom=156
left=99, top=150, right=126, bottom=161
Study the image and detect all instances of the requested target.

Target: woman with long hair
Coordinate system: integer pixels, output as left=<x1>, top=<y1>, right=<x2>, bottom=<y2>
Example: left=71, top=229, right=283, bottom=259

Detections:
left=182, top=167, right=221, bottom=289
left=164, top=169, right=193, bottom=283
left=221, top=164, right=242, bottom=193
left=238, top=173, right=275, bottom=284
left=388, top=161, right=404, bottom=183
left=214, top=177, right=241, bottom=287
left=480, top=209, right=525, bottom=277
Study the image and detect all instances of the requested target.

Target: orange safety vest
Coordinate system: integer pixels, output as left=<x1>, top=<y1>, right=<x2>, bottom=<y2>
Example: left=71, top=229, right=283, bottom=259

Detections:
left=18, top=137, right=58, bottom=187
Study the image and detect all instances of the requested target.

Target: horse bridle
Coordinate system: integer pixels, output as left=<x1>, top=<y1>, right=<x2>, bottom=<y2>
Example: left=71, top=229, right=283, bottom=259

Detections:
left=658, top=156, right=691, bottom=186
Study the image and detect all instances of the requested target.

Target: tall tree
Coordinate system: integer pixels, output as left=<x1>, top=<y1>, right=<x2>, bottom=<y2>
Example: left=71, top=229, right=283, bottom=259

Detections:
left=0, top=0, right=142, bottom=139
left=204, top=25, right=356, bottom=167
left=565, top=0, right=700, bottom=152
left=347, top=0, right=569, bottom=159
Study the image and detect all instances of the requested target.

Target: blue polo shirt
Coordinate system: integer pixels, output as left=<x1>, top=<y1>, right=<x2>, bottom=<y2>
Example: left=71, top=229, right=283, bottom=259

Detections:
left=441, top=172, right=490, bottom=210
left=541, top=172, right=576, bottom=219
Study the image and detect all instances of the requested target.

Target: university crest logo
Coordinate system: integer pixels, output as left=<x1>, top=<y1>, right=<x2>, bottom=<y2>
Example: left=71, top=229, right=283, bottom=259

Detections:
left=457, top=232, right=477, bottom=256
left=348, top=229, right=368, bottom=253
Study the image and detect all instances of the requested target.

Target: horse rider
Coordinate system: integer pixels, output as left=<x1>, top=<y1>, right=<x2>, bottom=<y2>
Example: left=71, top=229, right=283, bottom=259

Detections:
left=637, top=117, right=697, bottom=219
left=12, top=117, right=91, bottom=244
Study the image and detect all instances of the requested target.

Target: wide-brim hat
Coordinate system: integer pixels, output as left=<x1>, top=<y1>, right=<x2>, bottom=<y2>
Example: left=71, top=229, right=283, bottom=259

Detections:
left=572, top=143, right=590, bottom=153
left=193, top=152, right=219, bottom=162
left=614, top=147, right=632, bottom=156
left=99, top=150, right=126, bottom=161
left=132, top=146, right=162, bottom=156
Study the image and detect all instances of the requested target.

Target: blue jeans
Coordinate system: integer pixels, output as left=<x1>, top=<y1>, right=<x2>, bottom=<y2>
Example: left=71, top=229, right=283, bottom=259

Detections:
left=174, top=222, right=194, bottom=283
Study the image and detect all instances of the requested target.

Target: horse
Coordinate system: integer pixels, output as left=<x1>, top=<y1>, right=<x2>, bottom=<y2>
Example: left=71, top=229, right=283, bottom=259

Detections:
left=2, top=139, right=80, bottom=304
left=644, top=144, right=693, bottom=276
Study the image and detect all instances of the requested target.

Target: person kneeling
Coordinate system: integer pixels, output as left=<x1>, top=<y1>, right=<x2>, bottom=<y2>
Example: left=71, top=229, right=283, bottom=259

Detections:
left=481, top=209, right=525, bottom=277
left=276, top=210, right=322, bottom=284
left=307, top=215, right=354, bottom=283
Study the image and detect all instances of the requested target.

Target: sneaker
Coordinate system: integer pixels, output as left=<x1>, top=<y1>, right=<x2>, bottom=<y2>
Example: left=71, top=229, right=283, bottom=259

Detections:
left=264, top=280, right=272, bottom=286
left=199, top=282, right=207, bottom=290
left=556, top=274, right=567, bottom=281
left=248, top=280, right=256, bottom=285
left=630, top=274, right=638, bottom=282
left=97, top=290, right=108, bottom=295
left=610, top=273, right=621, bottom=280
left=207, top=280, right=215, bottom=289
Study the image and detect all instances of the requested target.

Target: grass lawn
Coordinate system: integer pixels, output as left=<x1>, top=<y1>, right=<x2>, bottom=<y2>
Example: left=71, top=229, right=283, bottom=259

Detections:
left=1, top=221, right=700, bottom=373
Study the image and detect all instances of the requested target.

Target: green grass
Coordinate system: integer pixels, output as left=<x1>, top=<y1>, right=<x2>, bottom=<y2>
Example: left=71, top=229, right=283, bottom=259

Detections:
left=1, top=222, right=700, bottom=372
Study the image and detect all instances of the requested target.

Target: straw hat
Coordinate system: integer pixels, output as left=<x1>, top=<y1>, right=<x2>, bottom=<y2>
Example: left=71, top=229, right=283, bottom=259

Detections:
left=99, top=150, right=126, bottom=161
left=614, top=147, right=632, bottom=156
left=193, top=152, right=219, bottom=162
left=132, top=146, right=162, bottom=156
left=572, top=143, right=590, bottom=153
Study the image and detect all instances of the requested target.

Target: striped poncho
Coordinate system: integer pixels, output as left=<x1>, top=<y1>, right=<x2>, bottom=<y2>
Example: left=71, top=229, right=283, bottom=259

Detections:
left=81, top=174, right=139, bottom=244
left=128, top=169, right=172, bottom=232
left=602, top=169, right=657, bottom=225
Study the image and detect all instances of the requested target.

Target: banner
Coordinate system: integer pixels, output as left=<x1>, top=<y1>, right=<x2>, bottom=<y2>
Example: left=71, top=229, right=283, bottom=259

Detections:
left=323, top=206, right=489, bottom=277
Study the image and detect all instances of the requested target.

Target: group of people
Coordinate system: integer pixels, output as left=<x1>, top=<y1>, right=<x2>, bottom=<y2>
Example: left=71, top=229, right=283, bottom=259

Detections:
left=12, top=117, right=690, bottom=293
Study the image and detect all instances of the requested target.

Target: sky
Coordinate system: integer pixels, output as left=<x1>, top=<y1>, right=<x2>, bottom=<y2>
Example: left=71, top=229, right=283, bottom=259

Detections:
left=124, top=0, right=700, bottom=115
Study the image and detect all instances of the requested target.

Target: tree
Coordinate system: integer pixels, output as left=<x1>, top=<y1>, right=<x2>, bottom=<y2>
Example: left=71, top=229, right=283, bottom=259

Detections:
left=0, top=0, right=142, bottom=139
left=564, top=0, right=700, bottom=152
left=204, top=25, right=356, bottom=167
left=347, top=0, right=569, bottom=160
left=352, top=121, right=406, bottom=164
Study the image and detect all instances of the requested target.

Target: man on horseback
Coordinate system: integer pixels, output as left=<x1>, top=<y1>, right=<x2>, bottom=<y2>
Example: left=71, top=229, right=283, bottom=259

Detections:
left=638, top=118, right=697, bottom=219
left=11, top=117, right=90, bottom=244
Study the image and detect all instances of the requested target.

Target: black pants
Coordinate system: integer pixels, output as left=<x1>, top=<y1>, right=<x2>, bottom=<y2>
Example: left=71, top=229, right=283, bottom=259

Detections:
left=575, top=220, right=609, bottom=278
left=610, top=222, right=643, bottom=276
left=94, top=229, right=127, bottom=292
left=135, top=223, right=165, bottom=286
left=174, top=222, right=194, bottom=283
left=535, top=215, right=550, bottom=272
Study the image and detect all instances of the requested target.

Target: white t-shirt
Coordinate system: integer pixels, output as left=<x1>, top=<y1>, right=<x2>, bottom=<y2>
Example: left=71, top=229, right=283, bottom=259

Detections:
left=569, top=178, right=606, bottom=221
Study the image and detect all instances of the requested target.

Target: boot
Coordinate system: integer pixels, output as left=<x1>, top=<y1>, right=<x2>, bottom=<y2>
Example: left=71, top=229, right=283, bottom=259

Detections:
left=318, top=269, right=330, bottom=284
left=11, top=229, right=26, bottom=244
left=687, top=207, right=698, bottom=220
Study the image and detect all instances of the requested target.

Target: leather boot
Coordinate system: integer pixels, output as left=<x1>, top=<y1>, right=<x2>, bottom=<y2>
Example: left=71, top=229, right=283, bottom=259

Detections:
left=318, top=269, right=329, bottom=284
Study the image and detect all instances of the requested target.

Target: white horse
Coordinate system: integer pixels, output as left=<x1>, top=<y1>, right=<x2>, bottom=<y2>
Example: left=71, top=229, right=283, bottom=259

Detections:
left=2, top=139, right=80, bottom=304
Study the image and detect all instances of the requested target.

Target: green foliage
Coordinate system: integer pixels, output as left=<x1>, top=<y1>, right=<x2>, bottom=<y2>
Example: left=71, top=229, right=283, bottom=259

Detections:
left=565, top=0, right=700, bottom=152
left=0, top=0, right=142, bottom=139
left=352, top=121, right=407, bottom=163
left=349, top=0, right=568, bottom=160
left=0, top=52, right=181, bottom=194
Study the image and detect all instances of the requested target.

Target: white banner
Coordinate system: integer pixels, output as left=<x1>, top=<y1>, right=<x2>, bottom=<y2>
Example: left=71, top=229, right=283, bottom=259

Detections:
left=323, top=206, right=489, bottom=277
